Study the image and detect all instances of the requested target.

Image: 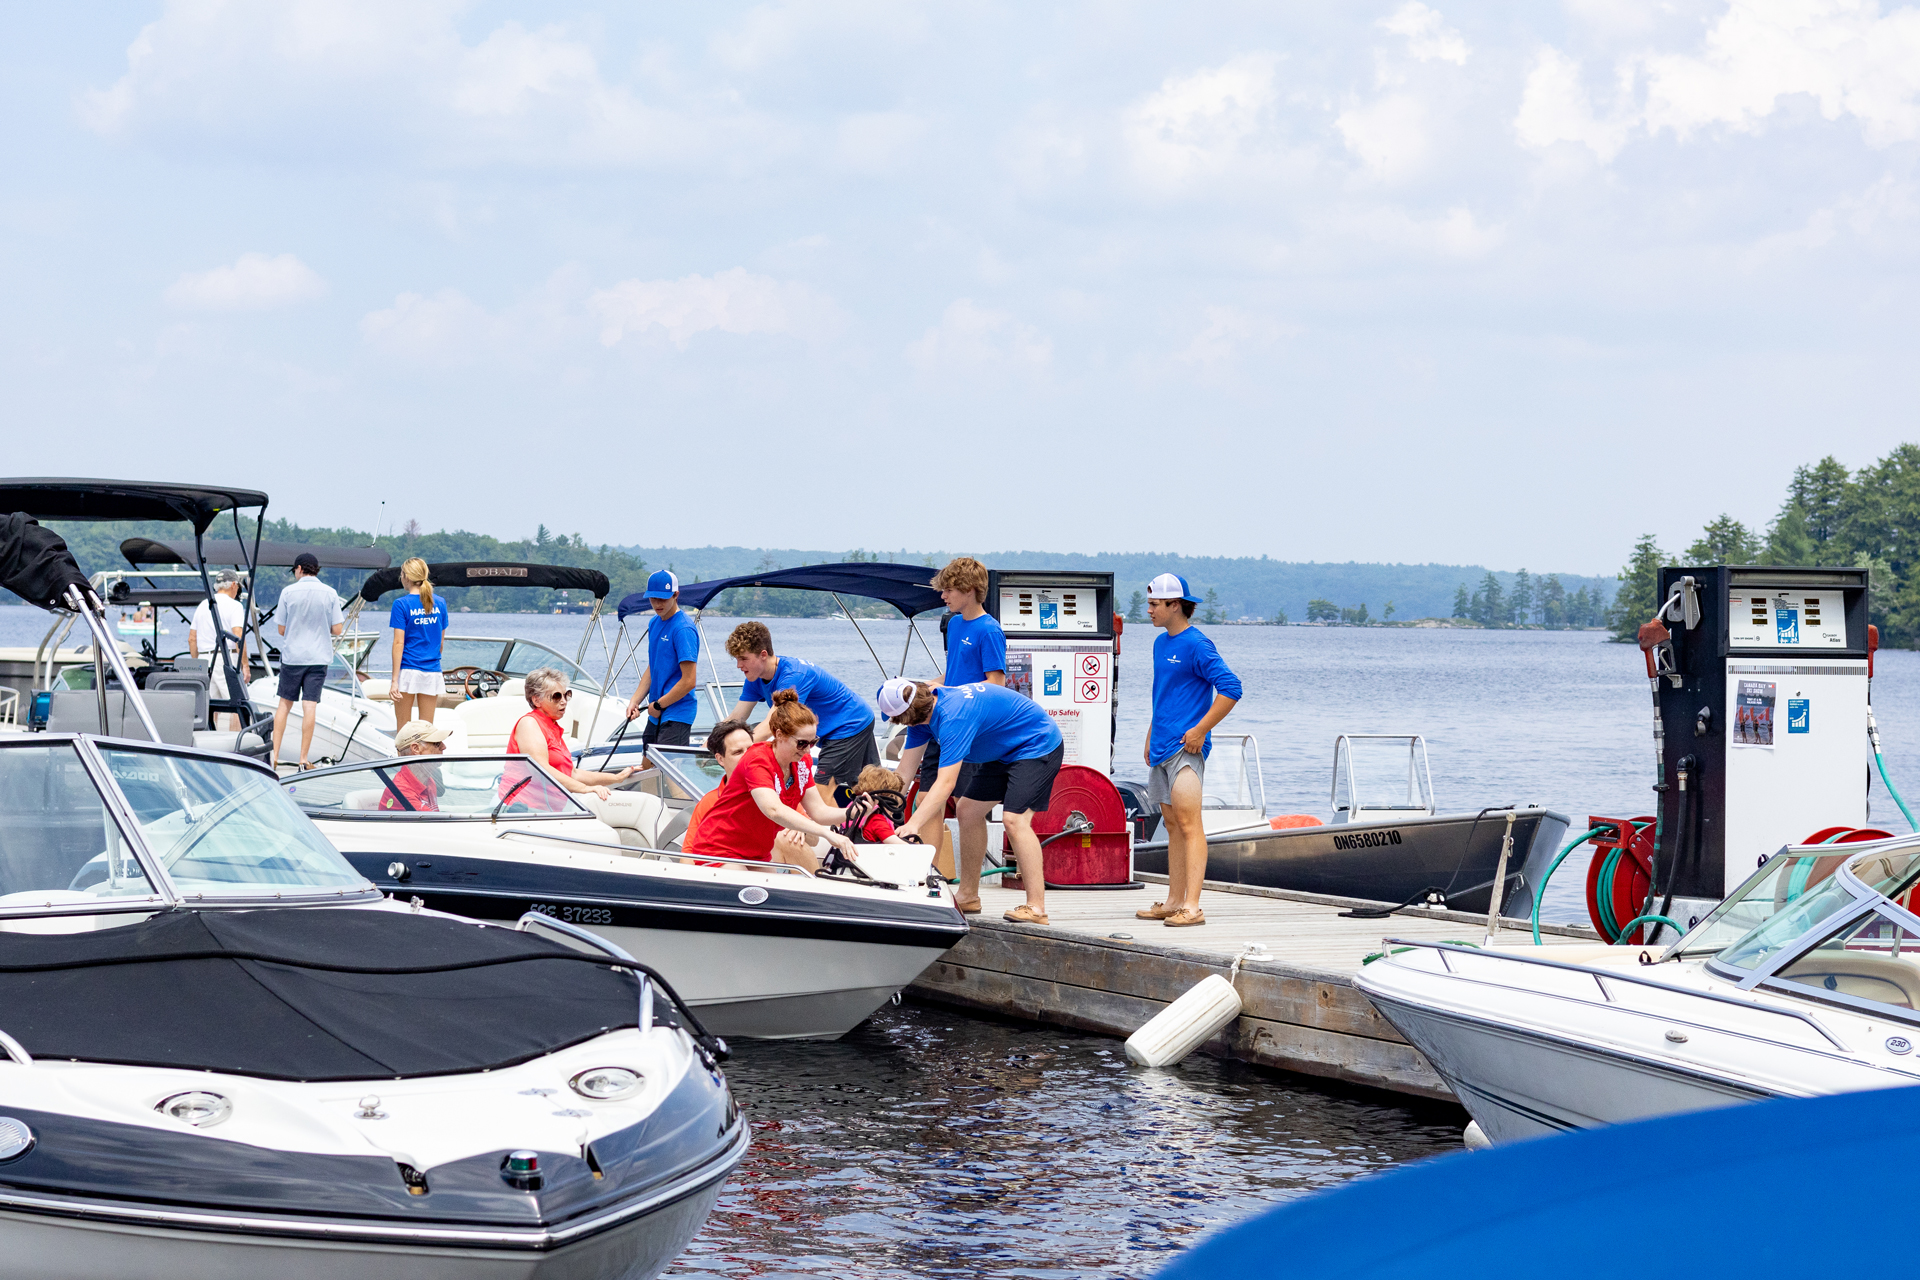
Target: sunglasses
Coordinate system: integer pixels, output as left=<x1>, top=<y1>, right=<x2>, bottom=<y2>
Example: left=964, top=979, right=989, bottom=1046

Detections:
left=546, top=689, right=574, bottom=702
left=790, top=736, right=819, bottom=751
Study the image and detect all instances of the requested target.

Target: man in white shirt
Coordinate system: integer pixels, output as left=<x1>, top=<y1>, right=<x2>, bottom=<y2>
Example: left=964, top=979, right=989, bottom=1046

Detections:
left=189, top=570, right=246, bottom=730
left=271, top=554, right=345, bottom=770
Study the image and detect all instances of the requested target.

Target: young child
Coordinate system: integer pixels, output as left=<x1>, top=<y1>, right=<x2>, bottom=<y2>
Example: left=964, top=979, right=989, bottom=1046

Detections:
left=838, top=765, right=920, bottom=845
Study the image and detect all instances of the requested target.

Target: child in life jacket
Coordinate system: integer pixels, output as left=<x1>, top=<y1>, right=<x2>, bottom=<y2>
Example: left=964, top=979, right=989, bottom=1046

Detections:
left=835, top=766, right=922, bottom=845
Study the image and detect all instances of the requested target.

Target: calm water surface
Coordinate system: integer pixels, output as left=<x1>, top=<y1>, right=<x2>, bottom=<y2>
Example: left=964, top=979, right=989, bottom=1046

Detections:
left=11, top=604, right=1920, bottom=1273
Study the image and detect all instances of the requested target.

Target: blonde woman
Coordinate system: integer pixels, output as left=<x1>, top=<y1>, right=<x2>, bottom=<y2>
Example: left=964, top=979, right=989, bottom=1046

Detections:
left=388, top=557, right=449, bottom=726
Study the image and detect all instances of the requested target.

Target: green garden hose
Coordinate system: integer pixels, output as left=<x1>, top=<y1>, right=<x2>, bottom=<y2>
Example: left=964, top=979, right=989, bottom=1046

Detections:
left=1531, top=827, right=1604, bottom=946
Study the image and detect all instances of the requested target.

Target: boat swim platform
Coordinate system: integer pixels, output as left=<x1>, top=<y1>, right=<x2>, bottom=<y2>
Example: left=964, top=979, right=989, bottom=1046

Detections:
left=906, top=875, right=1598, bottom=1105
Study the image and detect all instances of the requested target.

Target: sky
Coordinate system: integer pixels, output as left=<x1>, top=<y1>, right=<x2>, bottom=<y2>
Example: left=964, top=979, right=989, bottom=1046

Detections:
left=5, top=1, right=1919, bottom=576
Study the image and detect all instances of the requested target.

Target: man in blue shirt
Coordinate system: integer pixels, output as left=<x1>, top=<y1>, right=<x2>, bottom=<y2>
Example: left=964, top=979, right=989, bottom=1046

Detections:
left=624, top=570, right=700, bottom=750
left=881, top=677, right=1063, bottom=925
left=892, top=557, right=1006, bottom=912
left=1139, top=573, right=1242, bottom=928
left=725, top=620, right=878, bottom=801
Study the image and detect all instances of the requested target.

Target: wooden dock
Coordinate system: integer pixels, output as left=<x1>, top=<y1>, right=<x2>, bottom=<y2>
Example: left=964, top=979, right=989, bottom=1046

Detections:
left=907, top=875, right=1597, bottom=1103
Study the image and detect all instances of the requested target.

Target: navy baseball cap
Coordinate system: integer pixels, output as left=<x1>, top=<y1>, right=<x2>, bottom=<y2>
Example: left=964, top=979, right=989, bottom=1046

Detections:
left=1146, top=572, right=1202, bottom=604
left=645, top=570, right=679, bottom=600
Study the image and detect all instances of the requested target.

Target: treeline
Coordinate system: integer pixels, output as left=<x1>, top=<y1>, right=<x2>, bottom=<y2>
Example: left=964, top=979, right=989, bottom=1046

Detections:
left=1450, top=570, right=1609, bottom=629
left=1608, top=447, right=1920, bottom=644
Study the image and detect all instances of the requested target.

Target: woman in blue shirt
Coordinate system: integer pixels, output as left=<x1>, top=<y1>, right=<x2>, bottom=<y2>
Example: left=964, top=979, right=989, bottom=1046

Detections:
left=388, top=557, right=450, bottom=728
left=880, top=677, right=1063, bottom=926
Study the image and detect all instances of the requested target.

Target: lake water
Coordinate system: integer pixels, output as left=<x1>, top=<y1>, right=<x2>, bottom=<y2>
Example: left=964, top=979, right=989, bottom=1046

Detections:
left=12, top=602, right=1920, bottom=1276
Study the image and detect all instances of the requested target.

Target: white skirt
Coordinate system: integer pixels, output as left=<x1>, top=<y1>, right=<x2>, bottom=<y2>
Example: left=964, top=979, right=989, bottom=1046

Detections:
left=394, top=668, right=447, bottom=696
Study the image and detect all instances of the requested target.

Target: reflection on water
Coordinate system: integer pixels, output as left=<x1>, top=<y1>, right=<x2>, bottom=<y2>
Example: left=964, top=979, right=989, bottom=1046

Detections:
left=667, top=1004, right=1461, bottom=1279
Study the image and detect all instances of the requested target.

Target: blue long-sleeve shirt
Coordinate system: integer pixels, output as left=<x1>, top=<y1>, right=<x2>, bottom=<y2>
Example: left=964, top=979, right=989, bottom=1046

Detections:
left=1149, top=626, right=1242, bottom=765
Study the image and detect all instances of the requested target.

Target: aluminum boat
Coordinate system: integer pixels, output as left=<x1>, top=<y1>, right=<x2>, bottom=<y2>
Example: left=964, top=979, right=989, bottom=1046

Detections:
left=286, top=746, right=970, bottom=1040
left=1355, top=835, right=1920, bottom=1143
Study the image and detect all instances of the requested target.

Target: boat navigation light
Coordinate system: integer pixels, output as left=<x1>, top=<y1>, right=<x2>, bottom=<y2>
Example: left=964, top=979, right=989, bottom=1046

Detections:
left=569, top=1067, right=640, bottom=1100
left=157, top=1092, right=232, bottom=1128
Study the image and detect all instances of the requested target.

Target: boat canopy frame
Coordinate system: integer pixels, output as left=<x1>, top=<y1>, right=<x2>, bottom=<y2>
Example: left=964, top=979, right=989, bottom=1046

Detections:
left=599, top=561, right=945, bottom=751
left=345, top=560, right=616, bottom=678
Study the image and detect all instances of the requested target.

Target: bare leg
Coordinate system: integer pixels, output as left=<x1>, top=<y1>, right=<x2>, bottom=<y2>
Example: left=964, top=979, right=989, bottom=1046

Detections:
left=299, top=697, right=320, bottom=765
left=272, top=698, right=293, bottom=767
left=771, top=829, right=821, bottom=873
left=391, top=691, right=416, bottom=727
left=1000, top=809, right=1047, bottom=914
left=414, top=693, right=435, bottom=724
left=1161, top=765, right=1207, bottom=911
left=955, top=796, right=994, bottom=904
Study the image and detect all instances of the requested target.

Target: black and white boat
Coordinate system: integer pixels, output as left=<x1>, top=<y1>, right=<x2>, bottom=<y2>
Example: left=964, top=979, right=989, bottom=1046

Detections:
left=0, top=500, right=744, bottom=1279
left=1131, top=734, right=1569, bottom=916
left=286, top=745, right=970, bottom=1040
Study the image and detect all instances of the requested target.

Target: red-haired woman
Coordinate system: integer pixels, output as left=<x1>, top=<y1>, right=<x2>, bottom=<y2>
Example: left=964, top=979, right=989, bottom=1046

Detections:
left=683, top=690, right=857, bottom=871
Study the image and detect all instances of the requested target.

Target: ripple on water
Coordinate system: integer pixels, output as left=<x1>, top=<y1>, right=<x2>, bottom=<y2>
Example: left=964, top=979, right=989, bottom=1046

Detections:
left=666, top=1004, right=1463, bottom=1279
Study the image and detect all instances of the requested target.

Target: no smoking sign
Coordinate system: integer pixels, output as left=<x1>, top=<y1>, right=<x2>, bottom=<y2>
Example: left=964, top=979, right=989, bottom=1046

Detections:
left=1077, top=652, right=1108, bottom=678
left=1074, top=676, right=1108, bottom=704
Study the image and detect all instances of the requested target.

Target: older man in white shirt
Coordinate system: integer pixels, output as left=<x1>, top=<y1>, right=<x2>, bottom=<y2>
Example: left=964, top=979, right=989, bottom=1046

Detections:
left=189, top=570, right=246, bottom=730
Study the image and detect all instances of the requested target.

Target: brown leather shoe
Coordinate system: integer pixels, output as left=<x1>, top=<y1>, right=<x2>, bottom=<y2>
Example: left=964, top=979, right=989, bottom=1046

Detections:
left=1003, top=904, right=1050, bottom=926
left=954, top=897, right=982, bottom=915
left=1163, top=908, right=1206, bottom=927
left=1136, top=901, right=1179, bottom=920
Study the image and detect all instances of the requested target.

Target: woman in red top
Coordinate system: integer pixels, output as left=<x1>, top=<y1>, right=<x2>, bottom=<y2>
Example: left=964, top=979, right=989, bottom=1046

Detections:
left=508, top=667, right=635, bottom=805
left=683, top=690, right=856, bottom=870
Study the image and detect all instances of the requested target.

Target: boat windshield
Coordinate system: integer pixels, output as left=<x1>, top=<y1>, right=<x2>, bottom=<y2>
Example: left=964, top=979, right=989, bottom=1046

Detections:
left=647, top=745, right=728, bottom=800
left=98, top=747, right=370, bottom=897
left=1694, top=846, right=1920, bottom=974
left=0, top=742, right=155, bottom=908
left=284, top=756, right=587, bottom=819
left=502, top=640, right=601, bottom=695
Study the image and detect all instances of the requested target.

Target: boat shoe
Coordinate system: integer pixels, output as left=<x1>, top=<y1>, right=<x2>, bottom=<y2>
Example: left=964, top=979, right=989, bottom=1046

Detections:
left=1136, top=901, right=1179, bottom=920
left=1004, top=904, right=1050, bottom=926
left=954, top=897, right=982, bottom=915
left=1163, top=908, right=1206, bottom=927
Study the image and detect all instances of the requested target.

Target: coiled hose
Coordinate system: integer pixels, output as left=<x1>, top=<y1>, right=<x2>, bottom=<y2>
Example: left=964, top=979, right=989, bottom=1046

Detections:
left=1530, top=820, right=1680, bottom=945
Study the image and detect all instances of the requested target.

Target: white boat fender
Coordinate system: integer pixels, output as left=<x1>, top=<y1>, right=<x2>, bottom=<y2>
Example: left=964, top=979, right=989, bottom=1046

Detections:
left=1463, top=1121, right=1491, bottom=1150
left=1123, top=943, right=1265, bottom=1068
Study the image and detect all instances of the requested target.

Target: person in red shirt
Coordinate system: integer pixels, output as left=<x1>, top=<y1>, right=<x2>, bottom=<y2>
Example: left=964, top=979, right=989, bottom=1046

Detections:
left=380, top=719, right=449, bottom=812
left=683, top=690, right=858, bottom=870
left=838, top=766, right=918, bottom=844
left=681, top=718, right=753, bottom=850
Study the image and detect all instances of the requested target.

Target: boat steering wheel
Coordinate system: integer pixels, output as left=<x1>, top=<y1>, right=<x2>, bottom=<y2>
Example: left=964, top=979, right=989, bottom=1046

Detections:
left=445, top=666, right=506, bottom=700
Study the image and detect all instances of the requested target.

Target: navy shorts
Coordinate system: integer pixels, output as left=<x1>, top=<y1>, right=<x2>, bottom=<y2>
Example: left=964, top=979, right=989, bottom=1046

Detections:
left=960, top=743, right=1065, bottom=815
left=816, top=727, right=879, bottom=791
left=276, top=664, right=326, bottom=703
left=641, top=718, right=691, bottom=748
left=916, top=738, right=975, bottom=803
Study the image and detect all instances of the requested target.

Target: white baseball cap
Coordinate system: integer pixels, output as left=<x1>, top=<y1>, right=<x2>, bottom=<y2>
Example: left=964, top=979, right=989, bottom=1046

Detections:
left=394, top=720, right=452, bottom=751
left=1146, top=572, right=1202, bottom=604
left=875, top=677, right=919, bottom=718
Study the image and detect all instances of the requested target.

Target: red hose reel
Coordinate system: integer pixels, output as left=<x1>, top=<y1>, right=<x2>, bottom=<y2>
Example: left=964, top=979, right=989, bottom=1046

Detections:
left=1001, top=765, right=1134, bottom=888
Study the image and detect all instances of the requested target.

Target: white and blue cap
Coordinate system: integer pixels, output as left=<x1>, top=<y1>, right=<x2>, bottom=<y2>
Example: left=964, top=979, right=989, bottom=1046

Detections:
left=645, top=570, right=679, bottom=600
left=1146, top=573, right=1202, bottom=604
left=876, top=677, right=919, bottom=719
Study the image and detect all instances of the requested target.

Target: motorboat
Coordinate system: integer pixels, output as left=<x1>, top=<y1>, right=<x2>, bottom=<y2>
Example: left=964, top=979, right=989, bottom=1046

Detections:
left=1354, top=835, right=1920, bottom=1143
left=1133, top=734, right=1569, bottom=917
left=249, top=562, right=629, bottom=767
left=285, top=745, right=971, bottom=1040
left=0, top=508, right=746, bottom=1278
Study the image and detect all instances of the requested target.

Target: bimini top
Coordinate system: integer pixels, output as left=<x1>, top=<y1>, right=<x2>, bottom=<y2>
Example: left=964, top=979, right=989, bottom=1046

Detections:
left=358, top=561, right=611, bottom=602
left=121, top=537, right=391, bottom=571
left=618, top=561, right=941, bottom=622
left=0, top=479, right=268, bottom=533
left=0, top=908, right=640, bottom=1080
left=0, top=513, right=93, bottom=610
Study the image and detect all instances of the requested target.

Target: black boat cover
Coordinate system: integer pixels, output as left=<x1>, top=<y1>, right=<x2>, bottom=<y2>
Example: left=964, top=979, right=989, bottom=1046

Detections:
left=0, top=479, right=268, bottom=533
left=121, top=537, right=392, bottom=571
left=0, top=514, right=93, bottom=611
left=620, top=561, right=942, bottom=620
left=359, top=561, right=611, bottom=602
left=0, top=908, right=639, bottom=1081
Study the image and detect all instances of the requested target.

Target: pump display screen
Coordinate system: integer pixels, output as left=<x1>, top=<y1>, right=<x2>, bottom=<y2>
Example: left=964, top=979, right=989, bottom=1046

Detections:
left=1727, top=590, right=1848, bottom=650
left=999, top=588, right=1098, bottom=633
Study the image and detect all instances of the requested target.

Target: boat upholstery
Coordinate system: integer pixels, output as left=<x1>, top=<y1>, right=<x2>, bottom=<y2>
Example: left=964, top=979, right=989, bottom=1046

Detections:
left=45, top=689, right=196, bottom=747
left=1776, top=953, right=1920, bottom=1008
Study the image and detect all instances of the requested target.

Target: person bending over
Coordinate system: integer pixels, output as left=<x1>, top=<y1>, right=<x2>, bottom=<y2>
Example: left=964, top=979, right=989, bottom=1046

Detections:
left=683, top=690, right=857, bottom=871
left=725, top=620, right=879, bottom=801
left=1137, top=573, right=1242, bottom=929
left=881, top=677, right=1063, bottom=925
left=380, top=719, right=450, bottom=812
left=682, top=718, right=753, bottom=850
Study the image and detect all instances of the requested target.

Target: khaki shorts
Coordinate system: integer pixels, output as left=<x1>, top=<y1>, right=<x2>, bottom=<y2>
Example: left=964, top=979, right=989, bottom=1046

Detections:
left=1146, top=751, right=1205, bottom=808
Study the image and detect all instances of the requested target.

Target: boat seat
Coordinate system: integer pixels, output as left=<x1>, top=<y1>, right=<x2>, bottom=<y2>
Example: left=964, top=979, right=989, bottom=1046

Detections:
left=343, top=788, right=385, bottom=811
left=143, top=670, right=210, bottom=730
left=46, top=690, right=196, bottom=747
left=1776, top=953, right=1920, bottom=1009
left=579, top=791, right=664, bottom=849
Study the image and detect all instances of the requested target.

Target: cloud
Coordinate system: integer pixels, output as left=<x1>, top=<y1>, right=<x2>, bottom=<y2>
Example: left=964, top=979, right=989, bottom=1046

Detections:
left=1175, top=307, right=1296, bottom=372
left=164, top=253, right=327, bottom=310
left=906, top=300, right=1052, bottom=373
left=1337, top=93, right=1434, bottom=180
left=587, top=268, right=824, bottom=348
left=1514, top=46, right=1636, bottom=159
left=359, top=289, right=506, bottom=365
left=1379, top=3, right=1471, bottom=64
left=1123, top=54, right=1285, bottom=188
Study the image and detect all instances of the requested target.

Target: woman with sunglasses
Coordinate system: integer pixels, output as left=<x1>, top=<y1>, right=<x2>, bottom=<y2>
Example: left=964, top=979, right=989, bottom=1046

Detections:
left=508, top=667, right=636, bottom=803
left=683, top=690, right=858, bottom=871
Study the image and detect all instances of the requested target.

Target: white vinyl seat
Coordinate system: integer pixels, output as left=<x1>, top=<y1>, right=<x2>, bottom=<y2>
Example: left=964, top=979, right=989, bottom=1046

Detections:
left=343, top=788, right=385, bottom=811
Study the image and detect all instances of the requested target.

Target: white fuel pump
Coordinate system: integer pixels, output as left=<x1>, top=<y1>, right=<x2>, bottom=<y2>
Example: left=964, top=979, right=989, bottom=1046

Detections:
left=985, top=570, right=1117, bottom=774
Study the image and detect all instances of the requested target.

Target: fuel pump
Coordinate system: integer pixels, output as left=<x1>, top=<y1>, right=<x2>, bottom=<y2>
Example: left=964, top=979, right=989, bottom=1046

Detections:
left=1639, top=565, right=1874, bottom=928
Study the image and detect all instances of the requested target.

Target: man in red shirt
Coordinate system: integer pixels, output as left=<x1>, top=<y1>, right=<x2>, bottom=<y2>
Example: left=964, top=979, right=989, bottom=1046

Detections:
left=682, top=719, right=753, bottom=850
left=380, top=720, right=449, bottom=812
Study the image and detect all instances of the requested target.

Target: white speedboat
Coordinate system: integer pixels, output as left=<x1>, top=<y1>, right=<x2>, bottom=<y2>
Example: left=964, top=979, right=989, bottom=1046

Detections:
left=285, top=748, right=971, bottom=1040
left=0, top=524, right=744, bottom=1280
left=1355, top=836, right=1920, bottom=1142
